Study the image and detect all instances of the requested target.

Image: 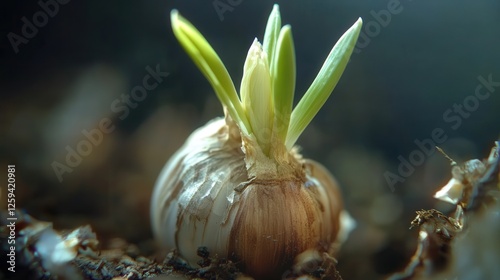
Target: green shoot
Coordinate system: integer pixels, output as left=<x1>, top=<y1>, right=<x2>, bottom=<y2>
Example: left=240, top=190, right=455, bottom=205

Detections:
left=170, top=6, right=362, bottom=160
left=262, top=4, right=281, bottom=73
left=272, top=25, right=295, bottom=144
left=170, top=10, right=251, bottom=135
left=240, top=40, right=274, bottom=155
left=286, top=18, right=363, bottom=149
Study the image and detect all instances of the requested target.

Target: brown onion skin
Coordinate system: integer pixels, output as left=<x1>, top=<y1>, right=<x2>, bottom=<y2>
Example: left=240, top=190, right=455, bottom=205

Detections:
left=229, top=162, right=342, bottom=279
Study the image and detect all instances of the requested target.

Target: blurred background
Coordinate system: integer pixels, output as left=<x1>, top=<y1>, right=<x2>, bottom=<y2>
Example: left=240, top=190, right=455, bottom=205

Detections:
left=1, top=0, right=499, bottom=279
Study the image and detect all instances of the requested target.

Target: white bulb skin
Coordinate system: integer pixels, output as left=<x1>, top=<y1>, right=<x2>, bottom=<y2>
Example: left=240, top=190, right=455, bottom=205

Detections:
left=150, top=117, right=345, bottom=279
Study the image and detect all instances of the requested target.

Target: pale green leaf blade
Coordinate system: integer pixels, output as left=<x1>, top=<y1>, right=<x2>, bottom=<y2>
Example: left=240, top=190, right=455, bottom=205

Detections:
left=171, top=10, right=250, bottom=134
left=240, top=40, right=274, bottom=156
left=272, top=25, right=296, bottom=143
left=286, top=18, right=363, bottom=149
left=262, top=4, right=281, bottom=71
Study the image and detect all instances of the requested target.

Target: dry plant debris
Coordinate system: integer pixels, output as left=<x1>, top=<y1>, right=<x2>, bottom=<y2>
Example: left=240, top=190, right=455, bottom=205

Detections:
left=388, top=141, right=499, bottom=280
left=1, top=211, right=343, bottom=279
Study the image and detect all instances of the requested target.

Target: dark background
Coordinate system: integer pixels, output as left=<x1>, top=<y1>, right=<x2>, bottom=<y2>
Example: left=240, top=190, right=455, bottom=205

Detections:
left=1, top=0, right=499, bottom=279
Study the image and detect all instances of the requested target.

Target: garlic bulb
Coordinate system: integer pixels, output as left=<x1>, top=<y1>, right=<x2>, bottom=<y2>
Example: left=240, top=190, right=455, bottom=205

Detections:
left=151, top=5, right=362, bottom=279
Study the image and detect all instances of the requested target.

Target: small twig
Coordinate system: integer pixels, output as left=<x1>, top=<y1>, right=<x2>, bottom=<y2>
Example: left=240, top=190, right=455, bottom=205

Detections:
left=436, top=146, right=458, bottom=166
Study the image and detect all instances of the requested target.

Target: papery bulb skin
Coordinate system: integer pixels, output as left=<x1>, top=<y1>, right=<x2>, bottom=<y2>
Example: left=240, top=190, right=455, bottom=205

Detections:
left=150, top=116, right=245, bottom=263
left=150, top=117, right=346, bottom=279
left=229, top=164, right=342, bottom=279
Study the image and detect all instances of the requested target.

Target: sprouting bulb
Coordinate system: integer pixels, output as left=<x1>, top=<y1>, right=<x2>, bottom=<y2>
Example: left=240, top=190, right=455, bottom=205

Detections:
left=150, top=5, right=362, bottom=279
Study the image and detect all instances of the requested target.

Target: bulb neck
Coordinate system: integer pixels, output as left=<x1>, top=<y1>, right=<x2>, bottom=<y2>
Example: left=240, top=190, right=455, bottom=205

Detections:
left=224, top=111, right=304, bottom=181
left=241, top=133, right=304, bottom=181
